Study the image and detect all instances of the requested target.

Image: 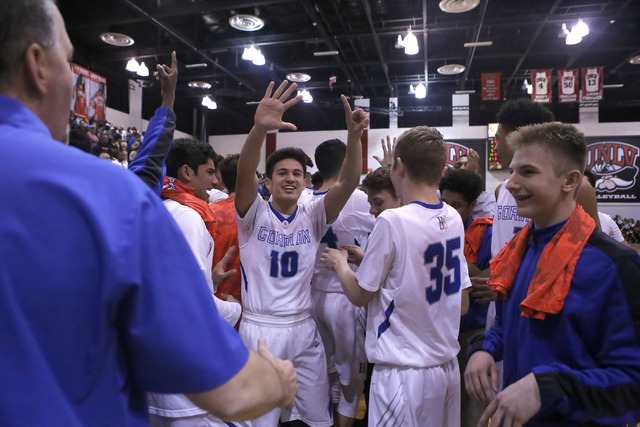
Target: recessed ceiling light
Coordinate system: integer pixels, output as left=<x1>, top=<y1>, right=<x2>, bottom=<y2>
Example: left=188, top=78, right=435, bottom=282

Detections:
left=437, top=64, right=466, bottom=75
left=628, top=55, right=640, bottom=65
left=188, top=81, right=212, bottom=89
left=286, top=73, right=311, bottom=82
left=439, top=0, right=480, bottom=13
left=99, top=32, right=135, bottom=47
left=229, top=14, right=265, bottom=32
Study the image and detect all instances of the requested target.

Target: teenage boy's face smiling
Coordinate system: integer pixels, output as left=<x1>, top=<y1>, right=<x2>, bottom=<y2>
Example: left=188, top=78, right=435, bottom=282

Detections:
left=266, top=158, right=305, bottom=204
left=506, top=144, right=568, bottom=228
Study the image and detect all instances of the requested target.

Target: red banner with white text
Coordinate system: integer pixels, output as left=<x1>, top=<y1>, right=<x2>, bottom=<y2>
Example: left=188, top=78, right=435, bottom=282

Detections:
left=531, top=70, right=551, bottom=103
left=581, top=67, right=603, bottom=102
left=558, top=69, right=579, bottom=103
left=481, top=73, right=500, bottom=101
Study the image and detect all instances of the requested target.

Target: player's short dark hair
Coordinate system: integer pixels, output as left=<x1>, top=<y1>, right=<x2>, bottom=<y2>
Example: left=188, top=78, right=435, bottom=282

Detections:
left=439, top=168, right=484, bottom=204
left=362, top=166, right=397, bottom=199
left=394, top=126, right=446, bottom=186
left=508, top=122, right=587, bottom=176
left=315, top=139, right=346, bottom=179
left=583, top=169, right=596, bottom=187
left=219, top=154, right=239, bottom=193
left=496, top=98, right=555, bottom=134
left=311, top=171, right=323, bottom=188
left=166, top=138, right=217, bottom=178
left=265, top=147, right=307, bottom=179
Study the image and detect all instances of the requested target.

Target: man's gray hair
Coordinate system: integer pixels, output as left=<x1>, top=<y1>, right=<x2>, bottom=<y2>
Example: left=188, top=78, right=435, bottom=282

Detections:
left=0, top=0, right=57, bottom=83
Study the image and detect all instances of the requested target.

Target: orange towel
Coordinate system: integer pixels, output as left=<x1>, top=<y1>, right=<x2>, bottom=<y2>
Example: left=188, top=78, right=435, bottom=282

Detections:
left=464, top=217, right=493, bottom=264
left=488, top=204, right=595, bottom=319
left=160, top=176, right=216, bottom=237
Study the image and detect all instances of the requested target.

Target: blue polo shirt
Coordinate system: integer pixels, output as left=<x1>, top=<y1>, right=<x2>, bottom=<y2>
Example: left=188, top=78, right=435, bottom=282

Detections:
left=0, top=96, right=248, bottom=425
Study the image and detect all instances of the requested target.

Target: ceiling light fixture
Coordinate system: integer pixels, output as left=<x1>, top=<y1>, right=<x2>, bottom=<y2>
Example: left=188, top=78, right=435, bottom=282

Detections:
left=136, top=62, right=149, bottom=77
left=603, top=84, right=624, bottom=88
left=522, top=79, right=533, bottom=95
left=464, top=41, right=493, bottom=48
left=188, top=81, right=212, bottom=89
left=229, top=14, right=265, bottom=32
left=628, top=55, right=640, bottom=65
left=455, top=90, right=476, bottom=94
left=185, top=63, right=208, bottom=69
left=437, top=64, right=466, bottom=75
left=397, top=27, right=419, bottom=55
left=202, top=96, right=217, bottom=110
left=313, top=50, right=339, bottom=57
left=241, top=45, right=266, bottom=66
left=297, top=89, right=313, bottom=103
left=126, top=58, right=140, bottom=72
left=415, top=82, right=427, bottom=99
left=562, top=19, right=589, bottom=45
left=99, top=32, right=135, bottom=46
left=286, top=73, right=311, bottom=82
left=439, top=0, right=480, bottom=13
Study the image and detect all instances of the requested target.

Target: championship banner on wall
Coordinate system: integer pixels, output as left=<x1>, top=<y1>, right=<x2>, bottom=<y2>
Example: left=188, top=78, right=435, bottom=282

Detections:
left=70, top=63, right=107, bottom=121
left=586, top=136, right=640, bottom=203
left=558, top=69, right=579, bottom=103
left=531, top=70, right=551, bottom=103
left=581, top=67, right=603, bottom=102
left=481, top=73, right=500, bottom=101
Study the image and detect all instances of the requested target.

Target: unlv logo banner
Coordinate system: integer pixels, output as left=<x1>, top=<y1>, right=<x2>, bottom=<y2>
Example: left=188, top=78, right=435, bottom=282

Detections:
left=586, top=137, right=640, bottom=202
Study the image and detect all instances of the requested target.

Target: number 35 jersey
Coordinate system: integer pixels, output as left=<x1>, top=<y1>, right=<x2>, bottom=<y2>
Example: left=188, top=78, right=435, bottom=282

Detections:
left=355, top=201, right=471, bottom=368
left=237, top=194, right=329, bottom=316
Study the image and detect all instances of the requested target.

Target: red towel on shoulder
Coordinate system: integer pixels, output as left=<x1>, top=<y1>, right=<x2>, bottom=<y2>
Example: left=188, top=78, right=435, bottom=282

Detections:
left=488, top=204, right=595, bottom=319
left=160, top=176, right=216, bottom=238
left=464, top=217, right=493, bottom=264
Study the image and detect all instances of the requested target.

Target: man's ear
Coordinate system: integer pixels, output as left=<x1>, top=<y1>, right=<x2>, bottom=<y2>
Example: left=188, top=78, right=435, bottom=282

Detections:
left=177, top=164, right=192, bottom=183
left=23, top=43, right=48, bottom=96
left=264, top=177, right=272, bottom=192
left=393, top=157, right=406, bottom=177
left=563, top=169, right=583, bottom=194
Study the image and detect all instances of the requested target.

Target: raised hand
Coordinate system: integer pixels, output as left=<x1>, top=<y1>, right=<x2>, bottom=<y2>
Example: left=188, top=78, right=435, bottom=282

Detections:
left=373, top=135, right=396, bottom=167
left=341, top=95, right=369, bottom=136
left=466, top=148, right=480, bottom=174
left=156, top=51, right=178, bottom=108
left=254, top=81, right=302, bottom=132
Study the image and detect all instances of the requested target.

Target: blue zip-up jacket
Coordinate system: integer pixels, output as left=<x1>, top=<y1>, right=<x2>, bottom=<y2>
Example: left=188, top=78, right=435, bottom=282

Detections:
left=128, top=107, right=176, bottom=195
left=471, top=221, right=640, bottom=425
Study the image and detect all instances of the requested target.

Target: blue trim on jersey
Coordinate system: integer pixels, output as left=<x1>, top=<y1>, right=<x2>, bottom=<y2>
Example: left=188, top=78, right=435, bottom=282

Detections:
left=313, top=188, right=330, bottom=195
left=268, top=201, right=298, bottom=223
left=240, top=261, right=248, bottom=292
left=354, top=237, right=361, bottom=246
left=377, top=299, right=395, bottom=338
left=410, top=200, right=444, bottom=210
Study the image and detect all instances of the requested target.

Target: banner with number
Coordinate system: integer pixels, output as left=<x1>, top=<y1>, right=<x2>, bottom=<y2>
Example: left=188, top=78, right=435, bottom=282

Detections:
left=531, top=70, right=551, bottom=103
left=581, top=67, right=603, bottom=102
left=481, top=73, right=500, bottom=101
left=70, top=63, right=107, bottom=121
left=558, top=69, right=579, bottom=103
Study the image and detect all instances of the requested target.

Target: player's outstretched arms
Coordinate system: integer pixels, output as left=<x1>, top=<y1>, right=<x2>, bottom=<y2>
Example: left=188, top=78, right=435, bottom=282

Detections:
left=323, top=95, right=370, bottom=224
left=465, top=350, right=499, bottom=405
left=235, top=81, right=302, bottom=217
left=187, top=338, right=297, bottom=421
left=478, top=373, right=541, bottom=427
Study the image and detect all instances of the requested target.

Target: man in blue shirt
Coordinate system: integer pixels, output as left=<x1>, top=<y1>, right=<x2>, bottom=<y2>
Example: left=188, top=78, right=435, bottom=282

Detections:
left=0, top=1, right=297, bottom=425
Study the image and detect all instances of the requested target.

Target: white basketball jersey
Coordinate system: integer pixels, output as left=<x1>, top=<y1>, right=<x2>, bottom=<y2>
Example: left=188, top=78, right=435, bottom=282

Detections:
left=237, top=194, right=329, bottom=316
left=355, top=201, right=471, bottom=368
left=311, top=189, right=375, bottom=293
left=491, top=180, right=530, bottom=258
